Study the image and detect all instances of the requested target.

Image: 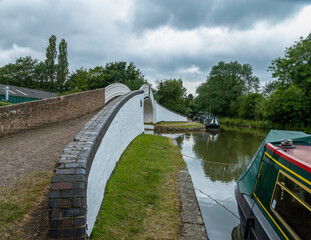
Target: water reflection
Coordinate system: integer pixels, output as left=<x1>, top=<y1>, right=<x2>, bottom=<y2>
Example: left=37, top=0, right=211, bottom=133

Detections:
left=174, top=129, right=265, bottom=240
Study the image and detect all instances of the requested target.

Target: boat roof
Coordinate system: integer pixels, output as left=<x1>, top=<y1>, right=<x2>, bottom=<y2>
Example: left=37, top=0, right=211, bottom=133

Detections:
left=266, top=143, right=311, bottom=173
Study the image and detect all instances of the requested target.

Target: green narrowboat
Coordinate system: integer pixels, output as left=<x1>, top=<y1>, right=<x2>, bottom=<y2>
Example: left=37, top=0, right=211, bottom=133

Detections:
left=235, top=130, right=311, bottom=240
left=204, top=113, right=220, bottom=129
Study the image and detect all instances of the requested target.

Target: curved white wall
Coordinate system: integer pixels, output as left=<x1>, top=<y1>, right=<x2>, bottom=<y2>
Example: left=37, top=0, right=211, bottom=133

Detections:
left=86, top=94, right=144, bottom=235
left=144, top=98, right=153, bottom=123
left=140, top=84, right=157, bottom=123
left=155, top=102, right=187, bottom=122
left=105, top=83, right=131, bottom=103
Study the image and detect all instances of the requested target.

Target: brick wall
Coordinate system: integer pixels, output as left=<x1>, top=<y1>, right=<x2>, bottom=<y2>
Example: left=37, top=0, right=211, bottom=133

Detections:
left=0, top=88, right=106, bottom=137
left=49, top=90, right=144, bottom=239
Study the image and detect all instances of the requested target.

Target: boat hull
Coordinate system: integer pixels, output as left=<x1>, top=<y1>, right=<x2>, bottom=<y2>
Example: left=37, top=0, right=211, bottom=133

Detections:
left=205, top=124, right=220, bottom=130
left=234, top=186, right=280, bottom=240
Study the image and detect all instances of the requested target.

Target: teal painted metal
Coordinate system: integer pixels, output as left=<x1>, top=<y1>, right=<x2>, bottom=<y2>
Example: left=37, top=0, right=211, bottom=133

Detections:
left=236, top=130, right=311, bottom=240
left=0, top=94, right=38, bottom=104
left=237, top=130, right=311, bottom=196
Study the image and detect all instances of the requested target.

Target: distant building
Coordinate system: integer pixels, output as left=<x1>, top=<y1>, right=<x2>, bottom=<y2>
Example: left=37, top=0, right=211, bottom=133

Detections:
left=0, top=84, right=58, bottom=104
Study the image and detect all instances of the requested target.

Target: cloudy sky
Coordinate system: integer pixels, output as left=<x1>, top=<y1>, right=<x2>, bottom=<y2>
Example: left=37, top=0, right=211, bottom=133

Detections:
left=0, top=0, right=310, bottom=94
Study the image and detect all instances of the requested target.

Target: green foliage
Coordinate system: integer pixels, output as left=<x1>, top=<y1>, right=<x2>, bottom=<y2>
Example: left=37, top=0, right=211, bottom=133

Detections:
left=235, top=93, right=265, bottom=120
left=103, top=61, right=146, bottom=90
left=0, top=101, right=12, bottom=107
left=196, top=61, right=259, bottom=116
left=265, top=84, right=308, bottom=127
left=262, top=80, right=279, bottom=96
left=268, top=32, right=311, bottom=127
left=220, top=117, right=271, bottom=130
left=0, top=56, right=48, bottom=90
left=86, top=66, right=107, bottom=90
left=0, top=34, right=146, bottom=94
left=45, top=35, right=57, bottom=89
left=56, top=39, right=69, bottom=92
left=269, top=33, right=311, bottom=92
left=67, top=62, right=146, bottom=92
left=66, top=68, right=89, bottom=92
left=154, top=78, right=187, bottom=115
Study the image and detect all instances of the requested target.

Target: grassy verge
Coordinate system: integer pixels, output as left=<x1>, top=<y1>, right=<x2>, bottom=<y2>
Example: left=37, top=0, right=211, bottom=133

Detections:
left=91, top=134, right=186, bottom=240
left=155, top=121, right=188, bottom=125
left=0, top=171, right=53, bottom=238
left=221, top=124, right=269, bottom=137
left=155, top=121, right=204, bottom=129
left=0, top=101, right=12, bottom=107
left=220, top=117, right=311, bottom=133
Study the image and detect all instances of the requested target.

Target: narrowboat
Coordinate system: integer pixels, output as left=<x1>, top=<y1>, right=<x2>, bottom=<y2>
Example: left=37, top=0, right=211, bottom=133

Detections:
left=234, top=130, right=311, bottom=240
left=205, top=115, right=220, bottom=129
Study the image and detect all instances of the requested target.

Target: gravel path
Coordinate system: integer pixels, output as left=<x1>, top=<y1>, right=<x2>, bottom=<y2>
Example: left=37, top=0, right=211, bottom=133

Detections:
left=0, top=112, right=97, bottom=188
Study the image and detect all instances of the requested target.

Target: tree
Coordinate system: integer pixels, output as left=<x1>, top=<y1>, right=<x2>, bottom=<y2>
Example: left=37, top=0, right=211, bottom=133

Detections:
left=0, top=56, right=39, bottom=88
left=262, top=80, right=279, bottom=96
left=234, top=93, right=265, bottom=120
left=34, top=61, right=49, bottom=90
left=196, top=61, right=259, bottom=116
left=66, top=68, right=89, bottom=92
left=269, top=33, right=311, bottom=92
left=56, top=39, right=69, bottom=92
left=154, top=78, right=187, bottom=115
left=103, top=61, right=146, bottom=90
left=87, top=66, right=107, bottom=90
left=45, top=35, right=57, bottom=91
left=265, top=84, right=308, bottom=127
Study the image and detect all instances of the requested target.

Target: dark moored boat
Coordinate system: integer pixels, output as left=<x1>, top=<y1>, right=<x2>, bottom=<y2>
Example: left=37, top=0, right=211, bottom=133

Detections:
left=205, top=115, right=220, bottom=129
left=235, top=130, right=311, bottom=240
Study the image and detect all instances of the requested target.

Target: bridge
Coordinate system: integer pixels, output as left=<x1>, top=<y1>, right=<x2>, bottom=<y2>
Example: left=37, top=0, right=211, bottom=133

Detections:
left=0, top=83, right=186, bottom=239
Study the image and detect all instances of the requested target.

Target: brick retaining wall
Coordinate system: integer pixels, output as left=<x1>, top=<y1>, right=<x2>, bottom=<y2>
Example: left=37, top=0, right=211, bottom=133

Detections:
left=49, top=90, right=144, bottom=239
left=0, top=88, right=106, bottom=137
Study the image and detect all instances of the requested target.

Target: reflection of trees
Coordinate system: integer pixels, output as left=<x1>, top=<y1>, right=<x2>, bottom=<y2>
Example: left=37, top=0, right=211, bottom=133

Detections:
left=192, top=130, right=264, bottom=183
left=175, top=134, right=185, bottom=149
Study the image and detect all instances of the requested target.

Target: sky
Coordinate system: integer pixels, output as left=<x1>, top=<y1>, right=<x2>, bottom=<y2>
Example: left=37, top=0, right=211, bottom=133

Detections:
left=0, top=0, right=311, bottom=94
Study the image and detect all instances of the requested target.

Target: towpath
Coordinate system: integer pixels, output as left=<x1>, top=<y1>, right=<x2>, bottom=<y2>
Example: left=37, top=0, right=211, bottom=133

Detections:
left=0, top=112, right=97, bottom=188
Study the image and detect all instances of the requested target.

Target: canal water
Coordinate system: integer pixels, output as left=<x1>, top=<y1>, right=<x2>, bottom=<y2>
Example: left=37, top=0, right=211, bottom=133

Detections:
left=164, top=129, right=266, bottom=240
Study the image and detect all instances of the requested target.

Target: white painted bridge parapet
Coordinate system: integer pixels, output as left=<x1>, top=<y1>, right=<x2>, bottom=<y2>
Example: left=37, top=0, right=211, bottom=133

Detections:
left=105, top=83, right=131, bottom=103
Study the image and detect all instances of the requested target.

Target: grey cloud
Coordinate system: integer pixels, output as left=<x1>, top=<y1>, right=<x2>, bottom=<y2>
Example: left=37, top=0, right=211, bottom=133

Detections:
left=0, top=1, right=89, bottom=51
left=133, top=0, right=308, bottom=31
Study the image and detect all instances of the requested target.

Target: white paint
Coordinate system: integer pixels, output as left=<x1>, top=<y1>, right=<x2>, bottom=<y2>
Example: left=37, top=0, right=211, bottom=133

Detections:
left=86, top=94, right=144, bottom=236
left=105, top=83, right=131, bottom=103
left=139, top=84, right=187, bottom=123
left=155, top=101, right=187, bottom=122
left=140, top=84, right=157, bottom=123
left=143, top=98, right=153, bottom=123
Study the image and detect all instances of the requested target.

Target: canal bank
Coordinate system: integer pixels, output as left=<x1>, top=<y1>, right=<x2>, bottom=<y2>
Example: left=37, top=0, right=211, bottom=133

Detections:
left=154, top=121, right=205, bottom=133
left=91, top=134, right=208, bottom=239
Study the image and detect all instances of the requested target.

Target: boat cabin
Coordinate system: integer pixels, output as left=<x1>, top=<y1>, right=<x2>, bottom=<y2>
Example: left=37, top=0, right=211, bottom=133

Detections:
left=235, top=130, right=311, bottom=240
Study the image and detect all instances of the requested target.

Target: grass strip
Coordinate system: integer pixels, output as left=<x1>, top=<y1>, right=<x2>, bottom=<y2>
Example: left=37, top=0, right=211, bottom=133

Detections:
left=0, top=101, right=12, bottom=107
left=168, top=123, right=203, bottom=128
left=220, top=117, right=311, bottom=134
left=91, top=134, right=186, bottom=240
left=0, top=171, right=53, bottom=238
left=156, top=121, right=188, bottom=125
left=156, top=121, right=204, bottom=129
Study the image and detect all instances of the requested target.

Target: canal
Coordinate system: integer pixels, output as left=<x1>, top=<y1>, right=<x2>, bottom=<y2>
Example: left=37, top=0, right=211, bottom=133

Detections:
left=165, top=128, right=266, bottom=239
